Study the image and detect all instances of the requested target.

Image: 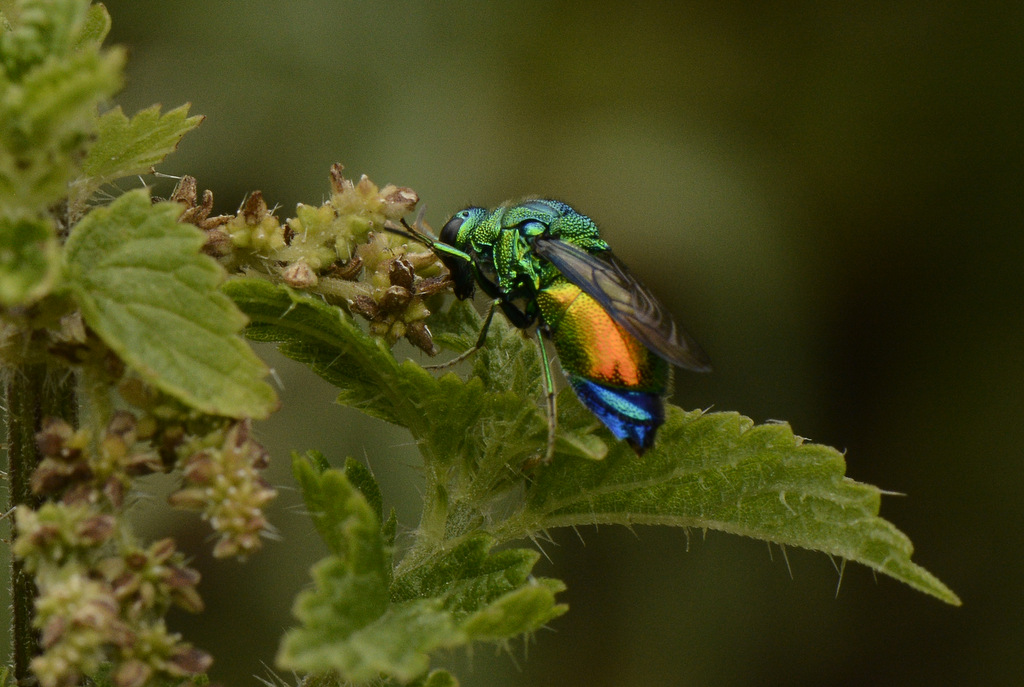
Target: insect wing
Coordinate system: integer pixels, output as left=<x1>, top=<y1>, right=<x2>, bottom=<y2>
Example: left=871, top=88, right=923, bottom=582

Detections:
left=534, top=238, right=711, bottom=372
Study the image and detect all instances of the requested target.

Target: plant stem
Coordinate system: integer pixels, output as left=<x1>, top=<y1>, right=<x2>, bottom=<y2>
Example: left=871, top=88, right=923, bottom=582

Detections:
left=4, top=363, right=76, bottom=684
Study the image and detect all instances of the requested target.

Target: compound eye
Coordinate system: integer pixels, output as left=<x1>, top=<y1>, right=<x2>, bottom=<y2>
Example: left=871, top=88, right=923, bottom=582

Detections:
left=439, top=214, right=465, bottom=246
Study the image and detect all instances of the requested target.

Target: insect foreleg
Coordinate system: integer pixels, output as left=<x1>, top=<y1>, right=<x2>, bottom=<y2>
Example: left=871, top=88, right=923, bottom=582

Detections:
left=423, top=299, right=499, bottom=370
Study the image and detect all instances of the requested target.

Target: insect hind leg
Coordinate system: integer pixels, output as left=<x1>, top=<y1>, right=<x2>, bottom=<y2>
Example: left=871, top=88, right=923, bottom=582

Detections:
left=535, top=328, right=558, bottom=465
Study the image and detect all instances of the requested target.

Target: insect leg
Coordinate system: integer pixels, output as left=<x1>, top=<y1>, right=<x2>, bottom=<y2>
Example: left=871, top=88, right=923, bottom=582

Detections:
left=423, top=299, right=498, bottom=370
left=534, top=328, right=557, bottom=464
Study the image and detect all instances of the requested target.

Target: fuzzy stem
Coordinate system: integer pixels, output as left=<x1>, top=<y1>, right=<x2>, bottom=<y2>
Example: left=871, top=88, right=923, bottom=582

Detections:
left=5, top=363, right=76, bottom=684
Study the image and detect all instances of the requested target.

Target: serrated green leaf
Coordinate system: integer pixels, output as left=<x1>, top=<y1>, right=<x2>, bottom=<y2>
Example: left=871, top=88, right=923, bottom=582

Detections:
left=497, top=408, right=960, bottom=605
left=301, top=448, right=332, bottom=474
left=74, top=103, right=203, bottom=206
left=284, top=456, right=566, bottom=682
left=282, top=456, right=464, bottom=682
left=71, top=3, right=110, bottom=51
left=0, top=0, right=124, bottom=208
left=391, top=533, right=566, bottom=639
left=462, top=578, right=567, bottom=640
left=63, top=189, right=276, bottom=419
left=0, top=212, right=58, bottom=305
left=292, top=453, right=388, bottom=565
left=225, top=277, right=432, bottom=427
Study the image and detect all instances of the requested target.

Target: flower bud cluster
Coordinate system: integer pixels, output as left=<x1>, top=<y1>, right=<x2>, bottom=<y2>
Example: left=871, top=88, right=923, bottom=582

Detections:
left=168, top=419, right=277, bottom=558
left=16, top=375, right=276, bottom=684
left=12, top=503, right=209, bottom=687
left=31, top=412, right=161, bottom=507
left=113, top=375, right=278, bottom=559
left=172, top=164, right=452, bottom=354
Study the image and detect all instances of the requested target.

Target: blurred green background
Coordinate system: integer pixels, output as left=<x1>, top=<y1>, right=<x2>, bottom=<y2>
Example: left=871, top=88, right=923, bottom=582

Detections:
left=11, top=2, right=1024, bottom=685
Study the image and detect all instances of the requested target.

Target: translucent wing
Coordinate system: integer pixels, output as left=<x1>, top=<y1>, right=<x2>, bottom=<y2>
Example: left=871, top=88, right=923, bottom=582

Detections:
left=534, top=237, right=712, bottom=372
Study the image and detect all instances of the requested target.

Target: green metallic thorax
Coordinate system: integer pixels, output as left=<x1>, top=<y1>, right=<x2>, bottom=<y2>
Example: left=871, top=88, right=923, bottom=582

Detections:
left=452, top=199, right=609, bottom=308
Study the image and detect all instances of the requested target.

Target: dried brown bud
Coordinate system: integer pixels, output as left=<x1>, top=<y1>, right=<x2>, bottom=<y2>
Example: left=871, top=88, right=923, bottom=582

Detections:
left=182, top=451, right=216, bottom=484
left=170, top=176, right=198, bottom=206
left=229, top=419, right=251, bottom=446
left=168, top=646, right=213, bottom=676
left=351, top=294, right=381, bottom=321
left=281, top=261, right=318, bottom=289
left=164, top=564, right=201, bottom=589
left=241, top=191, right=268, bottom=224
left=250, top=445, right=270, bottom=470
left=380, top=285, right=412, bottom=313
left=171, top=585, right=205, bottom=614
left=73, top=594, right=119, bottom=630
left=212, top=537, right=241, bottom=559
left=388, top=256, right=415, bottom=290
left=124, top=449, right=162, bottom=476
left=105, top=617, right=136, bottom=648
left=110, top=571, right=137, bottom=598
left=202, top=228, right=233, bottom=257
left=329, top=162, right=349, bottom=194
left=107, top=411, right=137, bottom=443
left=149, top=537, right=176, bottom=563
left=26, top=523, right=61, bottom=548
left=381, top=185, right=419, bottom=217
left=418, top=276, right=454, bottom=299
left=102, top=477, right=125, bottom=508
left=31, top=457, right=91, bottom=495
left=406, top=320, right=438, bottom=355
left=36, top=417, right=75, bottom=457
left=328, top=255, right=363, bottom=280
left=124, top=550, right=147, bottom=569
left=76, top=514, right=116, bottom=545
left=61, top=483, right=95, bottom=506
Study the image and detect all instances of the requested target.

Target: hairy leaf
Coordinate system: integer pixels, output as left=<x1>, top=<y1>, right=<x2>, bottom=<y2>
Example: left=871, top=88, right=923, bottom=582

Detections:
left=282, top=456, right=458, bottom=682
left=63, top=189, right=276, bottom=418
left=71, top=3, right=111, bottom=51
left=497, top=409, right=960, bottom=605
left=281, top=455, right=565, bottom=683
left=392, top=533, right=566, bottom=637
left=74, top=103, right=204, bottom=206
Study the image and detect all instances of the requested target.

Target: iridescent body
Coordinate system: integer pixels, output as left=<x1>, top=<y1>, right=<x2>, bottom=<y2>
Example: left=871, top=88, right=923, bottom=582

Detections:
left=535, top=279, right=670, bottom=447
left=410, top=199, right=710, bottom=454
